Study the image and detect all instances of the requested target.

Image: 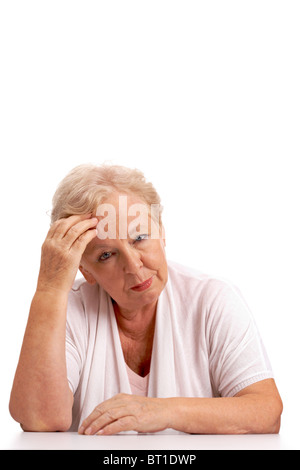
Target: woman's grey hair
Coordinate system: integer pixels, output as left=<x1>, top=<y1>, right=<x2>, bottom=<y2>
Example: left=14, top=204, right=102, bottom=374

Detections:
left=51, top=163, right=163, bottom=225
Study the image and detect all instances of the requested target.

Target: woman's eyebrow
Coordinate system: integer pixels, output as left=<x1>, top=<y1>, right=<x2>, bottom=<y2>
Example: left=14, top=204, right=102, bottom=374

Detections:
left=91, top=244, right=111, bottom=251
left=84, top=244, right=112, bottom=259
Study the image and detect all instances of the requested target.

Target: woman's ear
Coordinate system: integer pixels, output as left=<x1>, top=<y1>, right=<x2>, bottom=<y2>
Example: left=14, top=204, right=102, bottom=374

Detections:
left=79, top=265, right=97, bottom=285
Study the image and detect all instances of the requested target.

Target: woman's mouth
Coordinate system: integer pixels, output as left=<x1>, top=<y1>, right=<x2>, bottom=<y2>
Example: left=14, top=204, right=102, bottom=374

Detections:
left=130, top=276, right=153, bottom=292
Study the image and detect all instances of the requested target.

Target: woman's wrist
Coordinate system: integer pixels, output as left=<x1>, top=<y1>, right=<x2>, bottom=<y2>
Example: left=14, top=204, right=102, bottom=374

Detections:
left=160, top=397, right=184, bottom=431
left=161, top=397, right=201, bottom=434
left=36, top=277, right=72, bottom=296
left=35, top=281, right=70, bottom=301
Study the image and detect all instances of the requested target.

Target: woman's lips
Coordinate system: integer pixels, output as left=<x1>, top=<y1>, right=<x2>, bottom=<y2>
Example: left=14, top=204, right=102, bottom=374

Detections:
left=130, top=276, right=153, bottom=292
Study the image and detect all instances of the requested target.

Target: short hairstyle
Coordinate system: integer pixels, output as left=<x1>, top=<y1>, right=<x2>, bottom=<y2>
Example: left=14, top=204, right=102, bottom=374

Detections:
left=51, top=163, right=163, bottom=225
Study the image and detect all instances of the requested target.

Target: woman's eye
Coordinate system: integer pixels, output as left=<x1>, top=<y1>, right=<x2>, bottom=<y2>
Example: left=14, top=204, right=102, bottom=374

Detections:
left=98, top=252, right=112, bottom=261
left=135, top=234, right=149, bottom=242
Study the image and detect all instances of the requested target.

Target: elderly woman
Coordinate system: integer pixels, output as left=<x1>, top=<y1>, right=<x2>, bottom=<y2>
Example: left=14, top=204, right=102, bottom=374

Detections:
left=9, top=164, right=282, bottom=435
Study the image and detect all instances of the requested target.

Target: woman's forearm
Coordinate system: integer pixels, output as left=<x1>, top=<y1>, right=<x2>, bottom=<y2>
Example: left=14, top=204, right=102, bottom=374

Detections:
left=9, top=289, right=73, bottom=431
left=166, top=387, right=282, bottom=435
left=77, top=379, right=282, bottom=436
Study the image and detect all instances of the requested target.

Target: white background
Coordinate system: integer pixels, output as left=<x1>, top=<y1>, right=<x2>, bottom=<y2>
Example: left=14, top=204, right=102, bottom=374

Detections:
left=0, top=1, right=299, bottom=449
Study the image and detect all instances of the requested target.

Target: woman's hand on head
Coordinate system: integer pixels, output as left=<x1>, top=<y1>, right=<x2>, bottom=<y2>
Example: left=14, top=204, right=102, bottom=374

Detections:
left=78, top=393, right=171, bottom=435
left=37, top=214, right=98, bottom=295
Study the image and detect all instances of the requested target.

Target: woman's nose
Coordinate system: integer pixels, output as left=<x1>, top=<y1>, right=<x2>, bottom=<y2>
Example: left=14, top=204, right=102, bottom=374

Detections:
left=122, top=247, right=143, bottom=274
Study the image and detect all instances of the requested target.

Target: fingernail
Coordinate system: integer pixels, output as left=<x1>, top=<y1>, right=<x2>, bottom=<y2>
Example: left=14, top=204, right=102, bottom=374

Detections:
left=78, top=426, right=84, bottom=434
left=85, top=427, right=93, bottom=435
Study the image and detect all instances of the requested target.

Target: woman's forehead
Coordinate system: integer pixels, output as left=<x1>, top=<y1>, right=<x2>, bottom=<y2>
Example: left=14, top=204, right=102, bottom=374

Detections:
left=99, top=191, right=147, bottom=209
left=93, top=191, right=160, bottom=241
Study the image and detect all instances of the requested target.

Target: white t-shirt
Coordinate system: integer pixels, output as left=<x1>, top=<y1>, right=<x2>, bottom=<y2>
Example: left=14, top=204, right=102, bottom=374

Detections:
left=65, top=261, right=273, bottom=431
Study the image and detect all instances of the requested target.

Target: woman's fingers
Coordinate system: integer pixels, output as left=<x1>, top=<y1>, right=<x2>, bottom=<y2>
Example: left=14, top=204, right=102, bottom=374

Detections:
left=96, top=416, right=136, bottom=435
left=79, top=404, right=134, bottom=435
left=78, top=394, right=169, bottom=436
left=63, top=217, right=98, bottom=249
left=78, top=394, right=130, bottom=435
left=47, top=214, right=98, bottom=253
left=37, top=214, right=98, bottom=294
left=47, top=214, right=89, bottom=239
left=49, top=214, right=96, bottom=241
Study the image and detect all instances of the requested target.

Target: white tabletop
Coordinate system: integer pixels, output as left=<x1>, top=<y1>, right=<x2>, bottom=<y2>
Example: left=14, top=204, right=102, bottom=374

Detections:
left=3, top=430, right=296, bottom=451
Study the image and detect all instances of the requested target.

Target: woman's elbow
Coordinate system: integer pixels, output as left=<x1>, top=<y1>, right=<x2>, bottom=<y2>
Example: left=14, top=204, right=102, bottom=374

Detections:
left=9, top=385, right=74, bottom=432
left=9, top=401, right=72, bottom=433
left=271, top=417, right=282, bottom=434
left=19, top=415, right=72, bottom=433
left=20, top=419, right=72, bottom=432
left=255, top=396, right=283, bottom=434
left=269, top=398, right=283, bottom=434
left=268, top=393, right=283, bottom=434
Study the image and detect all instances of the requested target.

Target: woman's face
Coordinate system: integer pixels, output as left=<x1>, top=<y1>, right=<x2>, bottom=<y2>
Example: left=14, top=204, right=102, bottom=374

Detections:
left=80, top=192, right=168, bottom=314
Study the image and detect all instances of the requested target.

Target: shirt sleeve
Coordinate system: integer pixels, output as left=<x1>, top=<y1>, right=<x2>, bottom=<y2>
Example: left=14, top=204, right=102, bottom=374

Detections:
left=65, top=288, right=88, bottom=394
left=206, top=280, right=274, bottom=397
